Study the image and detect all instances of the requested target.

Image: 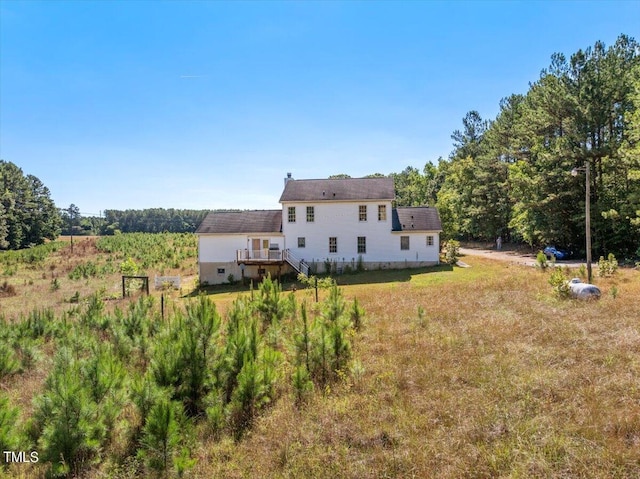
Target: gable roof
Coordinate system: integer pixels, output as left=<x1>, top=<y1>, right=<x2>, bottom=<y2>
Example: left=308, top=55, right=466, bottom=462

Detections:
left=392, top=207, right=442, bottom=232
left=279, top=177, right=395, bottom=202
left=196, top=210, right=282, bottom=234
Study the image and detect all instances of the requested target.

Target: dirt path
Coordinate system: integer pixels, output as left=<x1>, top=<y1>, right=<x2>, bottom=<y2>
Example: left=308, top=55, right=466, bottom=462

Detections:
left=459, top=246, right=538, bottom=266
left=459, top=245, right=590, bottom=269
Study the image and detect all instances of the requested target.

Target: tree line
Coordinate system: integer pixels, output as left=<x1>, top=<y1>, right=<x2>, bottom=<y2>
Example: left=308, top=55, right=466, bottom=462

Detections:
left=59, top=207, right=215, bottom=236
left=95, top=208, right=213, bottom=235
left=391, top=34, right=640, bottom=260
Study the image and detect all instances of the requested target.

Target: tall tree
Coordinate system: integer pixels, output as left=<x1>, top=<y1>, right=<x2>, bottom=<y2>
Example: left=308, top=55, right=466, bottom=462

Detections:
left=434, top=35, right=639, bottom=256
left=0, top=160, right=61, bottom=249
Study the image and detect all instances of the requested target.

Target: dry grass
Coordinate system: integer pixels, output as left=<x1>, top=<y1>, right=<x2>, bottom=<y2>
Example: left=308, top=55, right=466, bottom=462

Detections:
left=0, top=237, right=197, bottom=319
left=190, top=258, right=640, bottom=478
left=2, top=245, right=640, bottom=478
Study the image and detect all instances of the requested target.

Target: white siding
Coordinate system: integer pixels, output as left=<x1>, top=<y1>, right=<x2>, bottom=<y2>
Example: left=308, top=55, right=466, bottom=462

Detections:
left=198, top=235, right=284, bottom=262
left=390, top=231, right=440, bottom=263
left=198, top=235, right=246, bottom=262
left=282, top=201, right=440, bottom=264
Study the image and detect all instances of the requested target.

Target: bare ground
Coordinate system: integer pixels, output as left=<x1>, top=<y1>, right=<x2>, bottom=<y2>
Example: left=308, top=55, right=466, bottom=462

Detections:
left=459, top=243, right=591, bottom=268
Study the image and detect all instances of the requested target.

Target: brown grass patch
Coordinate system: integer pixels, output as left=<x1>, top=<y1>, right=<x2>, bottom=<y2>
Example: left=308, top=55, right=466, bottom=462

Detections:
left=192, top=258, right=640, bottom=478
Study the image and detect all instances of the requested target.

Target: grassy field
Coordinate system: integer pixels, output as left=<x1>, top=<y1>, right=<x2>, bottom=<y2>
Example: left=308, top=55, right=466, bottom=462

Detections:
left=0, top=235, right=198, bottom=318
left=1, top=236, right=640, bottom=478
left=192, top=260, right=640, bottom=479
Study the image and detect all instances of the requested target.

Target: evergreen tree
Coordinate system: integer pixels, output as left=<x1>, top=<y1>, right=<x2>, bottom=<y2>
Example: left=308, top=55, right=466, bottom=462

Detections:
left=0, top=160, right=61, bottom=250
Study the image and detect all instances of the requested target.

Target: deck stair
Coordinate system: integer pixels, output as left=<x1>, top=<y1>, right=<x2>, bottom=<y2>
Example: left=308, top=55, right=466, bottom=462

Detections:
left=283, top=249, right=310, bottom=276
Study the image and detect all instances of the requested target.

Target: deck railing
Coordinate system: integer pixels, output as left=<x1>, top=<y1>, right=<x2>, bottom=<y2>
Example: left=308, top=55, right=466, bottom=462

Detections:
left=283, top=249, right=310, bottom=275
left=235, top=249, right=309, bottom=275
left=236, top=249, right=283, bottom=261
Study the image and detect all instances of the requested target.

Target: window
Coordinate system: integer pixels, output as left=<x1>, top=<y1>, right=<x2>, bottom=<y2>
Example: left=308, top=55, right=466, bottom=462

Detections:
left=329, top=237, right=337, bottom=253
left=426, top=235, right=434, bottom=246
left=306, top=206, right=315, bottom=222
left=298, top=237, right=306, bottom=248
left=357, top=236, right=366, bottom=254
left=217, top=268, right=225, bottom=274
left=400, top=236, right=410, bottom=250
left=288, top=206, right=296, bottom=223
left=263, top=239, right=270, bottom=249
left=359, top=205, right=367, bottom=222
left=378, top=205, right=387, bottom=221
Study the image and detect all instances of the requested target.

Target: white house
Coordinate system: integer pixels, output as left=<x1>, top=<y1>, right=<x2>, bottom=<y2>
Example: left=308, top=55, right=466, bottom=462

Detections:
left=196, top=175, right=442, bottom=285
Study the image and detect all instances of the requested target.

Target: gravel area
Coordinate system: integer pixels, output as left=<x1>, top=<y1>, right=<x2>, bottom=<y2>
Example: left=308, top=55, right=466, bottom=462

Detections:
left=459, top=245, right=591, bottom=269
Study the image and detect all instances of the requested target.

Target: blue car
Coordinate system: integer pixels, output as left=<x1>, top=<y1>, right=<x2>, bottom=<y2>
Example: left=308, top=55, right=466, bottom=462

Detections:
left=543, top=246, right=571, bottom=260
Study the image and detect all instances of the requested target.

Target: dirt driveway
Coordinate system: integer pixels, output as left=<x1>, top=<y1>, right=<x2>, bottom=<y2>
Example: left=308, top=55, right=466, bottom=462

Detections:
left=459, top=244, right=588, bottom=268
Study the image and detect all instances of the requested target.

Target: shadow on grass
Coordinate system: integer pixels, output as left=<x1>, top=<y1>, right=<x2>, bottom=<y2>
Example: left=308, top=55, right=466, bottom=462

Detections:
left=185, top=264, right=455, bottom=298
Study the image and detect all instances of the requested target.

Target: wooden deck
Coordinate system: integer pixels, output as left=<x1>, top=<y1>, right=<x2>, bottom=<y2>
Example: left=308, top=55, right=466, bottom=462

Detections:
left=236, top=249, right=284, bottom=264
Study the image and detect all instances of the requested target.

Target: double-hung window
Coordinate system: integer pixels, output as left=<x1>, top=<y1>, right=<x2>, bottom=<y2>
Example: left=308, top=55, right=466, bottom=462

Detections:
left=329, top=237, right=337, bottom=253
left=359, top=205, right=367, bottom=222
left=378, top=205, right=387, bottom=221
left=357, top=236, right=366, bottom=254
left=426, top=235, right=434, bottom=246
left=306, top=206, right=315, bottom=222
left=288, top=206, right=296, bottom=223
left=400, top=236, right=410, bottom=250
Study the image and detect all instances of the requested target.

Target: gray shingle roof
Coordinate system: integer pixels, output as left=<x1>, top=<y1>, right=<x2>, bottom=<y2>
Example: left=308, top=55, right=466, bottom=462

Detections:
left=196, top=210, right=282, bottom=234
left=392, top=207, right=442, bottom=232
left=279, top=177, right=395, bottom=202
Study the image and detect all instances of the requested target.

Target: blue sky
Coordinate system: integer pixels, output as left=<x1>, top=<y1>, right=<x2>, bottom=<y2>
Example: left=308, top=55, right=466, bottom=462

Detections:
left=1, top=1, right=639, bottom=215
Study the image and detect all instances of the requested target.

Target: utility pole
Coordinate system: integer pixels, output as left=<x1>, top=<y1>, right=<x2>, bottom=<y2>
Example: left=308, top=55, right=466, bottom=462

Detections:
left=572, top=160, right=592, bottom=283
left=585, top=159, right=592, bottom=283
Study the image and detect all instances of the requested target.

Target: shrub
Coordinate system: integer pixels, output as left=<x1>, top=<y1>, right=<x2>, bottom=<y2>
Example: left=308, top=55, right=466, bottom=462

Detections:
left=68, top=261, right=99, bottom=280
left=0, top=343, right=20, bottom=379
left=228, top=359, right=270, bottom=438
left=138, top=398, right=183, bottom=474
left=297, top=273, right=336, bottom=290
left=536, top=251, right=549, bottom=270
left=577, top=264, right=587, bottom=280
left=350, top=298, right=365, bottom=331
left=292, top=364, right=314, bottom=407
left=0, top=395, right=20, bottom=453
left=0, top=280, right=16, bottom=297
left=598, top=253, right=618, bottom=277
left=442, top=240, right=461, bottom=265
left=548, top=267, right=570, bottom=298
left=32, top=349, right=105, bottom=477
